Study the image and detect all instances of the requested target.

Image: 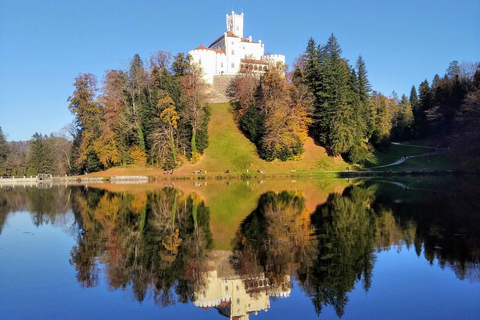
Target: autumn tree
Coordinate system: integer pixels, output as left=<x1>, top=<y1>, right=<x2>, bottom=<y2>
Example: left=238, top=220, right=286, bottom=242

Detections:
left=232, top=62, right=312, bottom=161
left=68, top=73, right=103, bottom=172
left=180, top=63, right=210, bottom=161
left=94, top=70, right=125, bottom=168
left=157, top=92, right=180, bottom=168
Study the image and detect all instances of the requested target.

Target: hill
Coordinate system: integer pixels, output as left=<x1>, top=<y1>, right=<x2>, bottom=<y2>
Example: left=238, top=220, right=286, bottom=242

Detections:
left=175, top=103, right=349, bottom=175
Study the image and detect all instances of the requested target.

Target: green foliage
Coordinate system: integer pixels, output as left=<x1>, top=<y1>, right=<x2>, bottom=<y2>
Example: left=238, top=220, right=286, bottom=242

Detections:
left=0, top=127, right=7, bottom=167
left=305, top=35, right=368, bottom=156
left=344, top=143, right=368, bottom=164
left=26, top=167, right=37, bottom=177
left=194, top=106, right=211, bottom=154
left=28, top=133, right=55, bottom=174
left=240, top=104, right=264, bottom=143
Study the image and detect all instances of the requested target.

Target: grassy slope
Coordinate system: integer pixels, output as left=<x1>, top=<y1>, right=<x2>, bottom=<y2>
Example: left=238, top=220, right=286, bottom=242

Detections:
left=364, top=143, right=451, bottom=171
left=176, top=103, right=348, bottom=174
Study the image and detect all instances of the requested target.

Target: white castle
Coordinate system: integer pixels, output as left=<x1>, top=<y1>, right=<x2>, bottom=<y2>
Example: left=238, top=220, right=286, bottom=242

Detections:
left=189, top=11, right=285, bottom=84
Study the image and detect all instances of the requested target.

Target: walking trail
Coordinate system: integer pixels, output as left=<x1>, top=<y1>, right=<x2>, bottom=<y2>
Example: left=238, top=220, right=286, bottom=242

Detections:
left=366, top=142, right=447, bottom=170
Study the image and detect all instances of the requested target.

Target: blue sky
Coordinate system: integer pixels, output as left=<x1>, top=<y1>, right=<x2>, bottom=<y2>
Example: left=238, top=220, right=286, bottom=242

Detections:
left=1, top=0, right=478, bottom=141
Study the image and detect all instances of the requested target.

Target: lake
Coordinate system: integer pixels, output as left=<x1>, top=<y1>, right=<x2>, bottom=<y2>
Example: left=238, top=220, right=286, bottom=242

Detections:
left=0, top=177, right=479, bottom=319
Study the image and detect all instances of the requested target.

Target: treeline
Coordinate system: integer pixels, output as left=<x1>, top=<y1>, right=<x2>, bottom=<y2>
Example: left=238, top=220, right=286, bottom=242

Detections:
left=0, top=128, right=71, bottom=177
left=68, top=51, right=210, bottom=174
left=0, top=51, right=211, bottom=176
left=407, top=61, right=480, bottom=169
left=230, top=35, right=480, bottom=166
left=230, top=34, right=384, bottom=163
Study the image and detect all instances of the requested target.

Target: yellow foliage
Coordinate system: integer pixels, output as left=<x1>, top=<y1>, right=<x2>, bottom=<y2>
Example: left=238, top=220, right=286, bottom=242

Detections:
left=94, top=131, right=120, bottom=167
left=160, top=229, right=182, bottom=263
left=130, top=194, right=147, bottom=214
left=94, top=194, right=120, bottom=231
left=130, top=145, right=146, bottom=165
left=191, top=193, right=202, bottom=206
left=190, top=151, right=201, bottom=163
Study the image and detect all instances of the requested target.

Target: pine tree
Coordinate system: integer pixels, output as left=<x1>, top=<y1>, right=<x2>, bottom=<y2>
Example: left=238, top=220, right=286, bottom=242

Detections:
left=0, top=127, right=8, bottom=168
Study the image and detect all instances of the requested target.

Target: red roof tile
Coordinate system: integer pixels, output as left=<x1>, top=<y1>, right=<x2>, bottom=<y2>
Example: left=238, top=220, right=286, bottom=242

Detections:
left=195, top=44, right=208, bottom=50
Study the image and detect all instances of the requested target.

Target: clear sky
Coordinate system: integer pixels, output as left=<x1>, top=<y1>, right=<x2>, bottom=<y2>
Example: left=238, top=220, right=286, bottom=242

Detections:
left=1, top=0, right=478, bottom=141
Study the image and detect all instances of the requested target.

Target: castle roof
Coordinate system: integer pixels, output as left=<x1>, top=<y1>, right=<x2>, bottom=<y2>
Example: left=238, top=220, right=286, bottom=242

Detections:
left=209, top=31, right=239, bottom=48
left=194, top=44, right=225, bottom=54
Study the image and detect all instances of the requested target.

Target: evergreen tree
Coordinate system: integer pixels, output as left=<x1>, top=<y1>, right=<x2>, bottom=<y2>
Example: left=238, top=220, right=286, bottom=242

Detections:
left=416, top=79, right=431, bottom=136
left=0, top=127, right=7, bottom=169
left=171, top=53, right=190, bottom=78
left=27, top=133, right=54, bottom=174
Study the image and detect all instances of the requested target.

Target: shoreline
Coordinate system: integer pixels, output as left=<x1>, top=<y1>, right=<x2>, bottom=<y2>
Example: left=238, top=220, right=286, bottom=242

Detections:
left=0, top=169, right=470, bottom=186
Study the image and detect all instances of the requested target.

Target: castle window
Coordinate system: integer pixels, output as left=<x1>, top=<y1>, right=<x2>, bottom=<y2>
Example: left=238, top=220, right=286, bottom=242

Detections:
left=231, top=63, right=235, bottom=68
left=199, top=58, right=202, bottom=65
left=221, top=62, right=223, bottom=68
left=231, top=49, right=234, bottom=55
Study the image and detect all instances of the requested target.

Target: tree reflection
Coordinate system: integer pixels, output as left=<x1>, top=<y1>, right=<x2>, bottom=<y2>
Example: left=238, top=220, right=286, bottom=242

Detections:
left=297, top=186, right=377, bottom=317
left=232, top=191, right=313, bottom=297
left=69, top=187, right=212, bottom=305
left=1, top=179, right=479, bottom=316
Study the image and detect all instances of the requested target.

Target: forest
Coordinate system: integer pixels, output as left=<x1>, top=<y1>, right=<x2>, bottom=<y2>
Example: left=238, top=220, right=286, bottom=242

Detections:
left=0, top=35, right=479, bottom=176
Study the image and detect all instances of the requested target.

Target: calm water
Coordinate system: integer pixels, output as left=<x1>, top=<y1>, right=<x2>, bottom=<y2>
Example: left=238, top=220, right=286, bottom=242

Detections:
left=0, top=178, right=479, bottom=320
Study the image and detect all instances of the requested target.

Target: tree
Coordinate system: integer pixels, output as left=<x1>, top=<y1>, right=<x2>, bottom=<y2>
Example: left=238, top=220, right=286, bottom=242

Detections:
left=27, top=133, right=54, bottom=174
left=180, top=63, right=209, bottom=161
left=370, top=92, right=392, bottom=151
left=171, top=53, right=190, bottom=78
left=67, top=73, right=103, bottom=172
left=94, top=70, right=125, bottom=168
left=356, top=55, right=374, bottom=138
left=158, top=93, right=180, bottom=168
left=0, top=127, right=7, bottom=169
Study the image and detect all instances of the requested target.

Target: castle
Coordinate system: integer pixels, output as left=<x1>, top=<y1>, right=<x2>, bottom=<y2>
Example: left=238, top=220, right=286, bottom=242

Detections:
left=189, top=11, right=285, bottom=84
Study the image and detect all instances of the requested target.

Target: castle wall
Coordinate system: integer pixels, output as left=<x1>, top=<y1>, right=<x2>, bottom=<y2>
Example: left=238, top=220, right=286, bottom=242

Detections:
left=212, top=74, right=237, bottom=101
left=189, top=49, right=217, bottom=83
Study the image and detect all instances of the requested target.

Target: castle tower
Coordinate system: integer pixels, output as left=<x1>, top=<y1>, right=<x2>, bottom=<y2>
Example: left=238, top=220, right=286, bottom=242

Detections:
left=226, top=11, right=244, bottom=38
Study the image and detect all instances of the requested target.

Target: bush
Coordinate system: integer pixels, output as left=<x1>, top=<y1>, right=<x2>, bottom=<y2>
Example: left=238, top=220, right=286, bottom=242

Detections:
left=190, top=151, right=201, bottom=164
left=26, top=167, right=37, bottom=177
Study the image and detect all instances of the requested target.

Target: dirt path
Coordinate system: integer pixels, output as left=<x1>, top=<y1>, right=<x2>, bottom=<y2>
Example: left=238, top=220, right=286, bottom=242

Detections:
left=367, top=142, right=447, bottom=170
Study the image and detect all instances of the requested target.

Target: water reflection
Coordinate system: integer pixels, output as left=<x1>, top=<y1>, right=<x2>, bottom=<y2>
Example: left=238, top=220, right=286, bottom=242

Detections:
left=0, top=178, right=479, bottom=318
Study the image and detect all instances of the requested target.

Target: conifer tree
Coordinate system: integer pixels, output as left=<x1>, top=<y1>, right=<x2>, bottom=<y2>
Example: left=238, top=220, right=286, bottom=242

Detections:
left=0, top=127, right=7, bottom=168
